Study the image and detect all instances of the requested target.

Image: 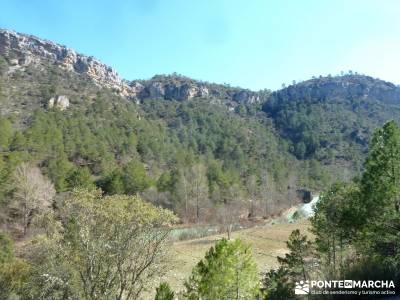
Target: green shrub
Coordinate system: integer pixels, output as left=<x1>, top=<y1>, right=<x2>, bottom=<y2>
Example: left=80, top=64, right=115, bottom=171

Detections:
left=155, top=282, right=174, bottom=300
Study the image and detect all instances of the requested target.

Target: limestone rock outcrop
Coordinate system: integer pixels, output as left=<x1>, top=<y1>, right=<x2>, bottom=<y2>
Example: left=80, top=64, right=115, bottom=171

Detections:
left=0, top=29, right=127, bottom=95
left=48, top=95, right=70, bottom=110
left=0, top=29, right=268, bottom=105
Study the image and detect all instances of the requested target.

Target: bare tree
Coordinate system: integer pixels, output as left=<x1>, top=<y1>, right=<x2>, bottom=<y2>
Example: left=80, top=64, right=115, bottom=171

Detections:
left=286, top=173, right=299, bottom=207
left=191, top=164, right=208, bottom=223
left=260, top=170, right=276, bottom=218
left=217, top=184, right=244, bottom=239
left=179, top=164, right=209, bottom=223
left=142, top=186, right=171, bottom=209
left=246, top=175, right=259, bottom=219
left=11, top=163, right=55, bottom=235
left=175, top=169, right=190, bottom=221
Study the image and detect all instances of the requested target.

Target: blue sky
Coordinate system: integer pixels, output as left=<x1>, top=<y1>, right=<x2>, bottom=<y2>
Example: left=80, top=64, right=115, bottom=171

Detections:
left=1, top=0, right=399, bottom=90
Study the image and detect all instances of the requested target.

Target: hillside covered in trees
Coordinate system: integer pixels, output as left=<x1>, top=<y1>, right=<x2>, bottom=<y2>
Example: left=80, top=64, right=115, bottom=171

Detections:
left=0, top=29, right=400, bottom=299
left=263, top=74, right=400, bottom=165
left=1, top=30, right=400, bottom=227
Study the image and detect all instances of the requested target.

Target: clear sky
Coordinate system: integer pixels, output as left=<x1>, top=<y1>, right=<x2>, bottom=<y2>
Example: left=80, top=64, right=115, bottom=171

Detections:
left=1, top=0, right=399, bottom=90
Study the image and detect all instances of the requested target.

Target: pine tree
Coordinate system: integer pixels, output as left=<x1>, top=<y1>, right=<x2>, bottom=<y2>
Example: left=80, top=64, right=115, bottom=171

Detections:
left=361, top=121, right=400, bottom=213
left=262, top=267, right=296, bottom=300
left=358, top=120, right=400, bottom=267
left=154, top=282, right=174, bottom=300
left=46, top=152, right=73, bottom=192
left=66, top=167, right=95, bottom=190
left=184, top=239, right=259, bottom=300
left=277, top=229, right=312, bottom=281
left=123, top=160, right=151, bottom=194
left=311, top=182, right=360, bottom=275
left=100, top=169, right=125, bottom=195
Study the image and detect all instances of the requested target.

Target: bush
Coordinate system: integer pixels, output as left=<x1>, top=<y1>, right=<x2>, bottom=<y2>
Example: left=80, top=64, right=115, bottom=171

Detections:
left=155, top=282, right=174, bottom=300
left=0, top=233, right=13, bottom=264
left=0, top=233, right=30, bottom=299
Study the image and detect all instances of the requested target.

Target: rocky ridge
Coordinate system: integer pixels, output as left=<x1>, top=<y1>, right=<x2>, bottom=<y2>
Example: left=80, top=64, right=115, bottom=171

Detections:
left=0, top=29, right=266, bottom=105
left=0, top=29, right=132, bottom=97
left=272, top=74, right=400, bottom=105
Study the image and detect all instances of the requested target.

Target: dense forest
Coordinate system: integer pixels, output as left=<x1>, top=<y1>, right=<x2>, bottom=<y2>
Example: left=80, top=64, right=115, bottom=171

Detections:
left=263, top=74, right=400, bottom=163
left=2, top=50, right=400, bottom=226
left=1, top=46, right=400, bottom=225
left=0, top=53, right=337, bottom=228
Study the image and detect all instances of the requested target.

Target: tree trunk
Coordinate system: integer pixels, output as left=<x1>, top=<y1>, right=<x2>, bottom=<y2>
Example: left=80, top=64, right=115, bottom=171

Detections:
left=339, top=233, right=343, bottom=276
left=236, top=268, right=240, bottom=300
left=196, top=196, right=199, bottom=223
left=332, top=234, right=336, bottom=274
left=227, top=224, right=232, bottom=240
left=23, top=203, right=28, bottom=236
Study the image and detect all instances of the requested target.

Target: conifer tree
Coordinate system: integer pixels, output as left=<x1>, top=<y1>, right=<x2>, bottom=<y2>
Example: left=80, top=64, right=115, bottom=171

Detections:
left=185, top=238, right=259, bottom=300
left=358, top=121, right=400, bottom=267
left=154, top=282, right=174, bottom=300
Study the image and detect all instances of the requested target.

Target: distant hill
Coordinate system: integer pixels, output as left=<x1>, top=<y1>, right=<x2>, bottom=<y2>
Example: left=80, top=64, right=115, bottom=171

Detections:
left=263, top=75, right=400, bottom=167
left=1, top=28, right=400, bottom=221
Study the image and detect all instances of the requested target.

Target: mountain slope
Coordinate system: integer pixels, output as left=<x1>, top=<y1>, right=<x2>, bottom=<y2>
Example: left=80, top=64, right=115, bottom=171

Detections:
left=1, top=28, right=400, bottom=223
left=0, top=29, right=307, bottom=224
left=0, top=29, right=269, bottom=106
left=263, top=74, right=400, bottom=168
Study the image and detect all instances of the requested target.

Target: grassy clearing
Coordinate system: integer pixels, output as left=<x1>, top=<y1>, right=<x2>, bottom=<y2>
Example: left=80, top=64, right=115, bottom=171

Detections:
left=162, top=219, right=311, bottom=294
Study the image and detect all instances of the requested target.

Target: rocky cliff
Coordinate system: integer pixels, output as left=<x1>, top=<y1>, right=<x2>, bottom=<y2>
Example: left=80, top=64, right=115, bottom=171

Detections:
left=130, top=74, right=265, bottom=105
left=0, top=29, right=132, bottom=97
left=0, top=29, right=267, bottom=105
left=272, top=74, right=400, bottom=105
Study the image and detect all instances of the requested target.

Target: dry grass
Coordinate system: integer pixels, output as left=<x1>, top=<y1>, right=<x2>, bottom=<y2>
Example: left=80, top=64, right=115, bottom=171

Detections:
left=161, top=219, right=311, bottom=294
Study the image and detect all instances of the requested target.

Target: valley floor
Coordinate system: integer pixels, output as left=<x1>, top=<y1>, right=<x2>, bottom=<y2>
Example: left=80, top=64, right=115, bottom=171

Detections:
left=162, top=218, right=311, bottom=294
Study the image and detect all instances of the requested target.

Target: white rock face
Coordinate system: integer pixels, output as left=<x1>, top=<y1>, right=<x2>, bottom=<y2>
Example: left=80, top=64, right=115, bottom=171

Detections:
left=48, top=95, right=70, bottom=110
left=0, top=29, right=130, bottom=97
left=9, top=58, right=18, bottom=65
left=232, top=90, right=260, bottom=104
left=0, top=29, right=268, bottom=105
